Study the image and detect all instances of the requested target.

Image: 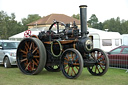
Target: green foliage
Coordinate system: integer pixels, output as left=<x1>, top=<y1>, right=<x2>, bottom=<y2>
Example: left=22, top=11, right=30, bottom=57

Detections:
left=1, top=11, right=128, bottom=39
left=87, top=14, right=128, bottom=34
left=0, top=11, right=23, bottom=39
left=72, top=14, right=80, bottom=20
left=0, top=11, right=41, bottom=39
left=0, top=66, right=128, bottom=85
left=102, top=17, right=128, bottom=34
left=22, top=14, right=41, bottom=30
left=87, top=14, right=98, bottom=28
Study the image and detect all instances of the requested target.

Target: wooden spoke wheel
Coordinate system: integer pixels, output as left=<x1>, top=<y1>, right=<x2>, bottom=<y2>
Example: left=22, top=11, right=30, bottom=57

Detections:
left=87, top=48, right=109, bottom=76
left=16, top=38, right=46, bottom=75
left=61, top=48, right=83, bottom=79
left=45, top=65, right=60, bottom=72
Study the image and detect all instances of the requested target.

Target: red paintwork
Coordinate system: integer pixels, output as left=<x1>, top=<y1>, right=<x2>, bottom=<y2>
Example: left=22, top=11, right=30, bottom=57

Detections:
left=108, top=46, right=128, bottom=68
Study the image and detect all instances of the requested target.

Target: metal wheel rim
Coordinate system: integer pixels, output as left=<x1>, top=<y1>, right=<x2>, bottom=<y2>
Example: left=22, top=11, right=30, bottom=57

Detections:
left=17, top=38, right=46, bottom=75
left=87, top=48, right=109, bottom=76
left=4, top=58, right=7, bottom=68
left=61, top=48, right=83, bottom=79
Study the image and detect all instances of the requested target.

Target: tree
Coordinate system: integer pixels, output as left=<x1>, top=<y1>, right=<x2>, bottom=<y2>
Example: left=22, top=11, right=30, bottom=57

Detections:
left=120, top=20, right=128, bottom=34
left=0, top=11, right=11, bottom=39
left=72, top=14, right=80, bottom=20
left=87, top=14, right=98, bottom=28
left=0, top=11, right=24, bottom=39
left=22, top=14, right=41, bottom=30
left=102, top=17, right=122, bottom=33
left=97, top=22, right=103, bottom=30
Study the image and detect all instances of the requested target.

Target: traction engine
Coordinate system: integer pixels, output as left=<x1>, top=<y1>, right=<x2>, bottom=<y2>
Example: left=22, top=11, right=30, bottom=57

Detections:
left=16, top=5, right=109, bottom=79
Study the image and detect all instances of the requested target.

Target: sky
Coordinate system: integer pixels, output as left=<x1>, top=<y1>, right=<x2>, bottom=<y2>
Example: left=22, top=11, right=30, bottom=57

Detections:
left=0, top=0, right=128, bottom=22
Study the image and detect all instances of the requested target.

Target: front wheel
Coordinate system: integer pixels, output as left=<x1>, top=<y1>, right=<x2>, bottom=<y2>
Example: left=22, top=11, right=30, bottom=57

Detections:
left=4, top=57, right=11, bottom=68
left=87, top=48, right=109, bottom=76
left=61, top=48, right=83, bottom=79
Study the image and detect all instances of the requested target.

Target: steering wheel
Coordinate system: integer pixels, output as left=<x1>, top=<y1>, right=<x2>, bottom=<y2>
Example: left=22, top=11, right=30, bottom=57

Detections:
left=49, top=21, right=66, bottom=32
left=24, top=30, right=31, bottom=38
left=49, top=21, right=59, bottom=31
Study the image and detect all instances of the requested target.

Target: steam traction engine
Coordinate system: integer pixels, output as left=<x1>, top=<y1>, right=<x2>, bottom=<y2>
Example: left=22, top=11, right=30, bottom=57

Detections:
left=16, top=5, right=109, bottom=79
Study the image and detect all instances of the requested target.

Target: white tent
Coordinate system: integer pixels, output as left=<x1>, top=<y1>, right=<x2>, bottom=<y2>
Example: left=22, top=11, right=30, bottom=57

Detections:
left=121, top=34, right=128, bottom=45
left=9, top=30, right=40, bottom=41
left=9, top=27, right=46, bottom=41
left=88, top=28, right=121, bottom=52
left=9, top=31, right=25, bottom=41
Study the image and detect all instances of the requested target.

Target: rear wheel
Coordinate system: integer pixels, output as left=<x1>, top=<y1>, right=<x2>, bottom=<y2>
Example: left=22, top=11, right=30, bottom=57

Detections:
left=3, top=57, right=11, bottom=68
left=16, top=38, right=46, bottom=75
left=61, top=48, right=83, bottom=79
left=87, top=48, right=109, bottom=76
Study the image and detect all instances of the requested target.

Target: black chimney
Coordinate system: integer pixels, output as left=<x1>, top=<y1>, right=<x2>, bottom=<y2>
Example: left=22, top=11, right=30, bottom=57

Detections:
left=79, top=5, right=88, bottom=37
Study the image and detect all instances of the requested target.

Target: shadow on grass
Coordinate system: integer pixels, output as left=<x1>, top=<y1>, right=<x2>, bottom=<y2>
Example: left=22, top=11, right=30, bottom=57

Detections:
left=37, top=68, right=96, bottom=80
left=0, top=64, right=18, bottom=68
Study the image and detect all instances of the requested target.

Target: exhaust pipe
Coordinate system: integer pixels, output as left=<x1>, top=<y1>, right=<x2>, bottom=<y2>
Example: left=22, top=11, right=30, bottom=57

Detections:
left=79, top=5, right=88, bottom=37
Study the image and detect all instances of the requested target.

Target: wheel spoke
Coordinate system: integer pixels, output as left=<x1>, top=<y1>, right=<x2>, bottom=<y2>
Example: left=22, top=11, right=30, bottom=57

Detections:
left=20, top=49, right=27, bottom=54
left=75, top=66, right=79, bottom=70
left=29, top=42, right=33, bottom=50
left=25, top=42, right=29, bottom=49
left=99, top=64, right=104, bottom=70
left=32, top=61, right=35, bottom=70
left=22, top=55, right=27, bottom=57
left=96, top=65, right=100, bottom=73
left=33, top=56, right=40, bottom=58
left=25, top=62, right=31, bottom=70
left=71, top=69, right=73, bottom=76
left=97, top=54, right=102, bottom=59
left=72, top=63, right=80, bottom=65
left=35, top=59, right=39, bottom=64
left=98, top=63, right=105, bottom=66
left=35, top=50, right=39, bottom=55
left=32, top=42, right=35, bottom=49
left=100, top=58, right=105, bottom=61
left=20, top=58, right=27, bottom=63
left=65, top=66, right=69, bottom=70
left=32, top=47, right=38, bottom=54
left=64, top=57, right=69, bottom=61
left=25, top=46, right=28, bottom=52
left=67, top=66, right=70, bottom=74
left=67, top=53, right=70, bottom=60
left=32, top=60, right=38, bottom=66
left=24, top=60, right=28, bottom=66
left=72, top=67, right=76, bottom=74
left=64, top=62, right=68, bottom=65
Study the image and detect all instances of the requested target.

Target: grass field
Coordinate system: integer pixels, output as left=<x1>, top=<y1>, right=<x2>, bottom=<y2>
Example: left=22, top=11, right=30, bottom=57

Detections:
left=0, top=65, right=128, bottom=85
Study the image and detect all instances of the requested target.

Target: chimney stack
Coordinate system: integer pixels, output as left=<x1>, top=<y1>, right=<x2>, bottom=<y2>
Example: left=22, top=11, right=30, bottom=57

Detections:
left=79, top=5, right=88, bottom=37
